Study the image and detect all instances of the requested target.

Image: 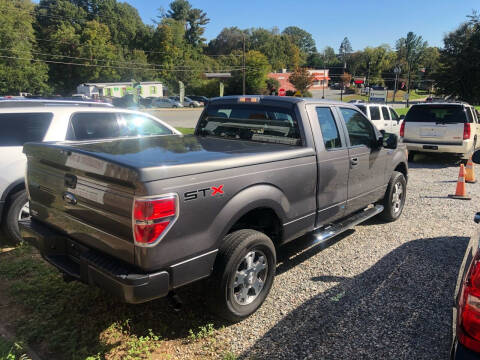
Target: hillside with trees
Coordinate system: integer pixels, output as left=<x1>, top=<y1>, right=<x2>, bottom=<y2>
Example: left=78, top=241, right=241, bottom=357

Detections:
left=0, top=0, right=476, bottom=102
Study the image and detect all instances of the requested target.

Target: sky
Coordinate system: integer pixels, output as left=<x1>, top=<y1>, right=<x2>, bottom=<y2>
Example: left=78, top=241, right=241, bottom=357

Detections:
left=123, top=0, right=479, bottom=51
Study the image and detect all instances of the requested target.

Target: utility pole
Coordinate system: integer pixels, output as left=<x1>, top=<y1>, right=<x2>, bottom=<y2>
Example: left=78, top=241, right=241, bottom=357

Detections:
left=242, top=34, right=246, bottom=95
left=393, top=66, right=401, bottom=104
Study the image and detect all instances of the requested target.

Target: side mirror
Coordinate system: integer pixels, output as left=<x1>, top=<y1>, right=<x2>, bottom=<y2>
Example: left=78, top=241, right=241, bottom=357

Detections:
left=382, top=132, right=398, bottom=149
left=473, top=149, right=480, bottom=164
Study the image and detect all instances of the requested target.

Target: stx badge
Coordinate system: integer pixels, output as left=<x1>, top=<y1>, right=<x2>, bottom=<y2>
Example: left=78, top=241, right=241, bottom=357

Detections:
left=184, top=185, right=224, bottom=201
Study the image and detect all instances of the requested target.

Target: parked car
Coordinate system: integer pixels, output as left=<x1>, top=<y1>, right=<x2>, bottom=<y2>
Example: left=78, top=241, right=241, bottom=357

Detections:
left=355, top=103, right=403, bottom=136
left=20, top=96, right=408, bottom=321
left=348, top=99, right=365, bottom=104
left=452, top=151, right=480, bottom=358
left=426, top=96, right=445, bottom=103
left=401, top=102, right=479, bottom=161
left=0, top=99, right=179, bottom=243
left=187, top=95, right=209, bottom=106
left=151, top=97, right=183, bottom=108
left=170, top=96, right=202, bottom=108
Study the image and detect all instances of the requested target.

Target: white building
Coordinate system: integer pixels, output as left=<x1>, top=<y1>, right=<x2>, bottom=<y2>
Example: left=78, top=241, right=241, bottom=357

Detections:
left=76, top=81, right=164, bottom=98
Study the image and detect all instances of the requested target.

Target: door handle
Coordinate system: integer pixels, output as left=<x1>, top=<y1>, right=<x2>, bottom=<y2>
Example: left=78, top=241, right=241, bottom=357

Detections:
left=350, top=157, right=359, bottom=167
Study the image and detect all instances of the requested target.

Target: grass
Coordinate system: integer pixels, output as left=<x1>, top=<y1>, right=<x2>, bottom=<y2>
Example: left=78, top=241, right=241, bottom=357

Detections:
left=0, top=337, right=29, bottom=360
left=395, top=107, right=410, bottom=116
left=343, top=89, right=427, bottom=103
left=176, top=127, right=195, bottom=135
left=0, top=244, right=233, bottom=359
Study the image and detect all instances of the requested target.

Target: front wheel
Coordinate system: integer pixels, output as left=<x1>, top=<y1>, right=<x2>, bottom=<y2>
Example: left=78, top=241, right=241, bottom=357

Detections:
left=380, top=171, right=407, bottom=222
left=210, top=229, right=276, bottom=322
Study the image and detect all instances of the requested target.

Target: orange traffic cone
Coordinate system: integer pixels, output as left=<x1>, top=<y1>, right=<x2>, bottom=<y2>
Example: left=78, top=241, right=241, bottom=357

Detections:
left=466, top=156, right=477, bottom=183
left=449, top=164, right=471, bottom=200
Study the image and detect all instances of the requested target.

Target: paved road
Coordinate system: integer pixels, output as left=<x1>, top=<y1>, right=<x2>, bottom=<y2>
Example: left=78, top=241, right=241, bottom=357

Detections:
left=143, top=108, right=202, bottom=129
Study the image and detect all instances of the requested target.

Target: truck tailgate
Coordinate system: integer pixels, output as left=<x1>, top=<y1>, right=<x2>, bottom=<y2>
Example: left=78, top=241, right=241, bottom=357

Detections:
left=24, top=143, right=141, bottom=264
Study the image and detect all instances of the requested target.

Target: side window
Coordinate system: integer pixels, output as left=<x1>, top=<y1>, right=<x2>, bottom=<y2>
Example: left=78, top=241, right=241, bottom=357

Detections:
left=68, top=112, right=120, bottom=141
left=467, top=107, right=476, bottom=123
left=0, top=113, right=53, bottom=146
left=390, top=108, right=400, bottom=121
left=370, top=106, right=381, bottom=120
left=118, top=113, right=174, bottom=136
left=381, top=107, right=391, bottom=120
left=340, top=108, right=376, bottom=148
left=315, top=107, right=342, bottom=150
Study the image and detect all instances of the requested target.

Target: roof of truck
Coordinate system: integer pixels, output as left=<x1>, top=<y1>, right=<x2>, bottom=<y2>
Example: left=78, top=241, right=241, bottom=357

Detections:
left=208, top=95, right=345, bottom=106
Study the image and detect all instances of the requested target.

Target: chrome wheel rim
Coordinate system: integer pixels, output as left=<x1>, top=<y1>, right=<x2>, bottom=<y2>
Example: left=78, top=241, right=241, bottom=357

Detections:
left=18, top=202, right=30, bottom=221
left=392, top=182, right=404, bottom=214
left=232, top=250, right=268, bottom=306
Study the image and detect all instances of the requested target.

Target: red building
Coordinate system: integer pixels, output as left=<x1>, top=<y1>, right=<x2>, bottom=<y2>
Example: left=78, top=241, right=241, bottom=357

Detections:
left=268, top=69, right=329, bottom=95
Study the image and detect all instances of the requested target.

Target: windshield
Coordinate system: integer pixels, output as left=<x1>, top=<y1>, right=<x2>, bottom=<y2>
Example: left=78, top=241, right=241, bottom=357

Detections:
left=196, top=104, right=301, bottom=146
left=405, top=105, right=468, bottom=123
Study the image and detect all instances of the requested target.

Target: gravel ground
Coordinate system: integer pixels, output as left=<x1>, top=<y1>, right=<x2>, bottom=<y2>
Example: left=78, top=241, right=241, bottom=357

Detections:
left=215, top=153, right=477, bottom=359
left=1, top=154, right=476, bottom=359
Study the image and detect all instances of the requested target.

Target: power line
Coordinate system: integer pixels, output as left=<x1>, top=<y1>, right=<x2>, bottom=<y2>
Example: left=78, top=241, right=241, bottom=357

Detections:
left=0, top=48, right=245, bottom=70
left=0, top=54, right=248, bottom=73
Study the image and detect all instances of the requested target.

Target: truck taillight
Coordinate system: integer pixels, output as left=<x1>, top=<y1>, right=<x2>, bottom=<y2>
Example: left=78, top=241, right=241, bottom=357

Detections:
left=400, top=121, right=405, bottom=138
left=458, top=252, right=480, bottom=352
left=132, top=195, right=178, bottom=246
left=464, top=123, right=471, bottom=140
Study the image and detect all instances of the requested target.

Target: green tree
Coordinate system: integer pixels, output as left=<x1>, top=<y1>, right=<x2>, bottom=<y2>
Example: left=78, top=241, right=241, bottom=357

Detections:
left=339, top=37, right=352, bottom=68
left=164, top=0, right=209, bottom=47
left=282, top=26, right=317, bottom=55
left=0, top=0, right=49, bottom=95
left=322, top=46, right=339, bottom=65
left=289, top=67, right=315, bottom=96
left=396, top=31, right=428, bottom=99
left=207, top=27, right=246, bottom=55
left=434, top=13, right=480, bottom=103
left=76, top=20, right=120, bottom=82
left=225, top=50, right=270, bottom=95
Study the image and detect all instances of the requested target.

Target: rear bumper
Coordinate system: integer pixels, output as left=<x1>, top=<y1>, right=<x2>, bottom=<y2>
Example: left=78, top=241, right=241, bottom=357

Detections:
left=19, top=219, right=170, bottom=304
left=405, top=140, right=473, bottom=154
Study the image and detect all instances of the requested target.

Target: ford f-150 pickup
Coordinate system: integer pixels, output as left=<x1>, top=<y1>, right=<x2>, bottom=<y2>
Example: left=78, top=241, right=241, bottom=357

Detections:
left=20, top=96, right=408, bottom=321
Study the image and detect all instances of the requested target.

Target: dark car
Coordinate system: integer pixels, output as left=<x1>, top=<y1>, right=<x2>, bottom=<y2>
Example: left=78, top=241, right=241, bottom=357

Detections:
left=452, top=150, right=480, bottom=359
left=187, top=95, right=209, bottom=105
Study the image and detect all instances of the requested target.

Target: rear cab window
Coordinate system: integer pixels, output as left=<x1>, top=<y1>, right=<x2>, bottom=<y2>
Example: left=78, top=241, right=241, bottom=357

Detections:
left=197, top=103, right=302, bottom=146
left=405, top=105, right=468, bottom=124
left=369, top=106, right=381, bottom=121
left=67, top=112, right=120, bottom=141
left=315, top=107, right=342, bottom=150
left=0, top=112, right=53, bottom=146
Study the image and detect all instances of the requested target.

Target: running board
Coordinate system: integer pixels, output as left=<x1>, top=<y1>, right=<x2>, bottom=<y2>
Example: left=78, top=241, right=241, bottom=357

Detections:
left=313, top=205, right=384, bottom=244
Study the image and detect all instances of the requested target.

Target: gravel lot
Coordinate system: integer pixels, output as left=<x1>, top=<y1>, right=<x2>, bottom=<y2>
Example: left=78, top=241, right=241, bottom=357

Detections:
left=216, top=153, right=476, bottom=359
left=1, top=154, right=476, bottom=359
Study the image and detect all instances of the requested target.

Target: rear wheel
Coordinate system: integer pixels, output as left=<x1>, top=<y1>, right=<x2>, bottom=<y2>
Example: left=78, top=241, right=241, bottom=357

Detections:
left=210, top=229, right=276, bottom=322
left=189, top=104, right=195, bottom=108
left=380, top=171, right=406, bottom=222
left=2, top=190, right=29, bottom=244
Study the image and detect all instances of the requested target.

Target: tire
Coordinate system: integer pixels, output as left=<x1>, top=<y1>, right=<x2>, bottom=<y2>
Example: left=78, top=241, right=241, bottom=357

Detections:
left=408, top=151, right=415, bottom=162
left=210, top=229, right=276, bottom=322
left=380, top=171, right=407, bottom=222
left=189, top=104, right=195, bottom=108
left=2, top=190, right=29, bottom=244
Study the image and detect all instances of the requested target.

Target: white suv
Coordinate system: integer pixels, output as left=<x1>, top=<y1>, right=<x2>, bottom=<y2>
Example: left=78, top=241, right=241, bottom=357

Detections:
left=0, top=100, right=179, bottom=243
left=401, top=102, right=479, bottom=160
left=355, top=103, right=402, bottom=136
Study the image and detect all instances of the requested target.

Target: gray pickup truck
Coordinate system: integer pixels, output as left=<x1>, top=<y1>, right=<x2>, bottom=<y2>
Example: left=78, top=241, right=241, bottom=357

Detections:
left=20, top=96, right=408, bottom=321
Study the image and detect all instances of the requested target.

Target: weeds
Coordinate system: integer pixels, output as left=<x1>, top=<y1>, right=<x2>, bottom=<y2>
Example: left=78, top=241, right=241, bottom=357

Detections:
left=188, top=323, right=215, bottom=342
